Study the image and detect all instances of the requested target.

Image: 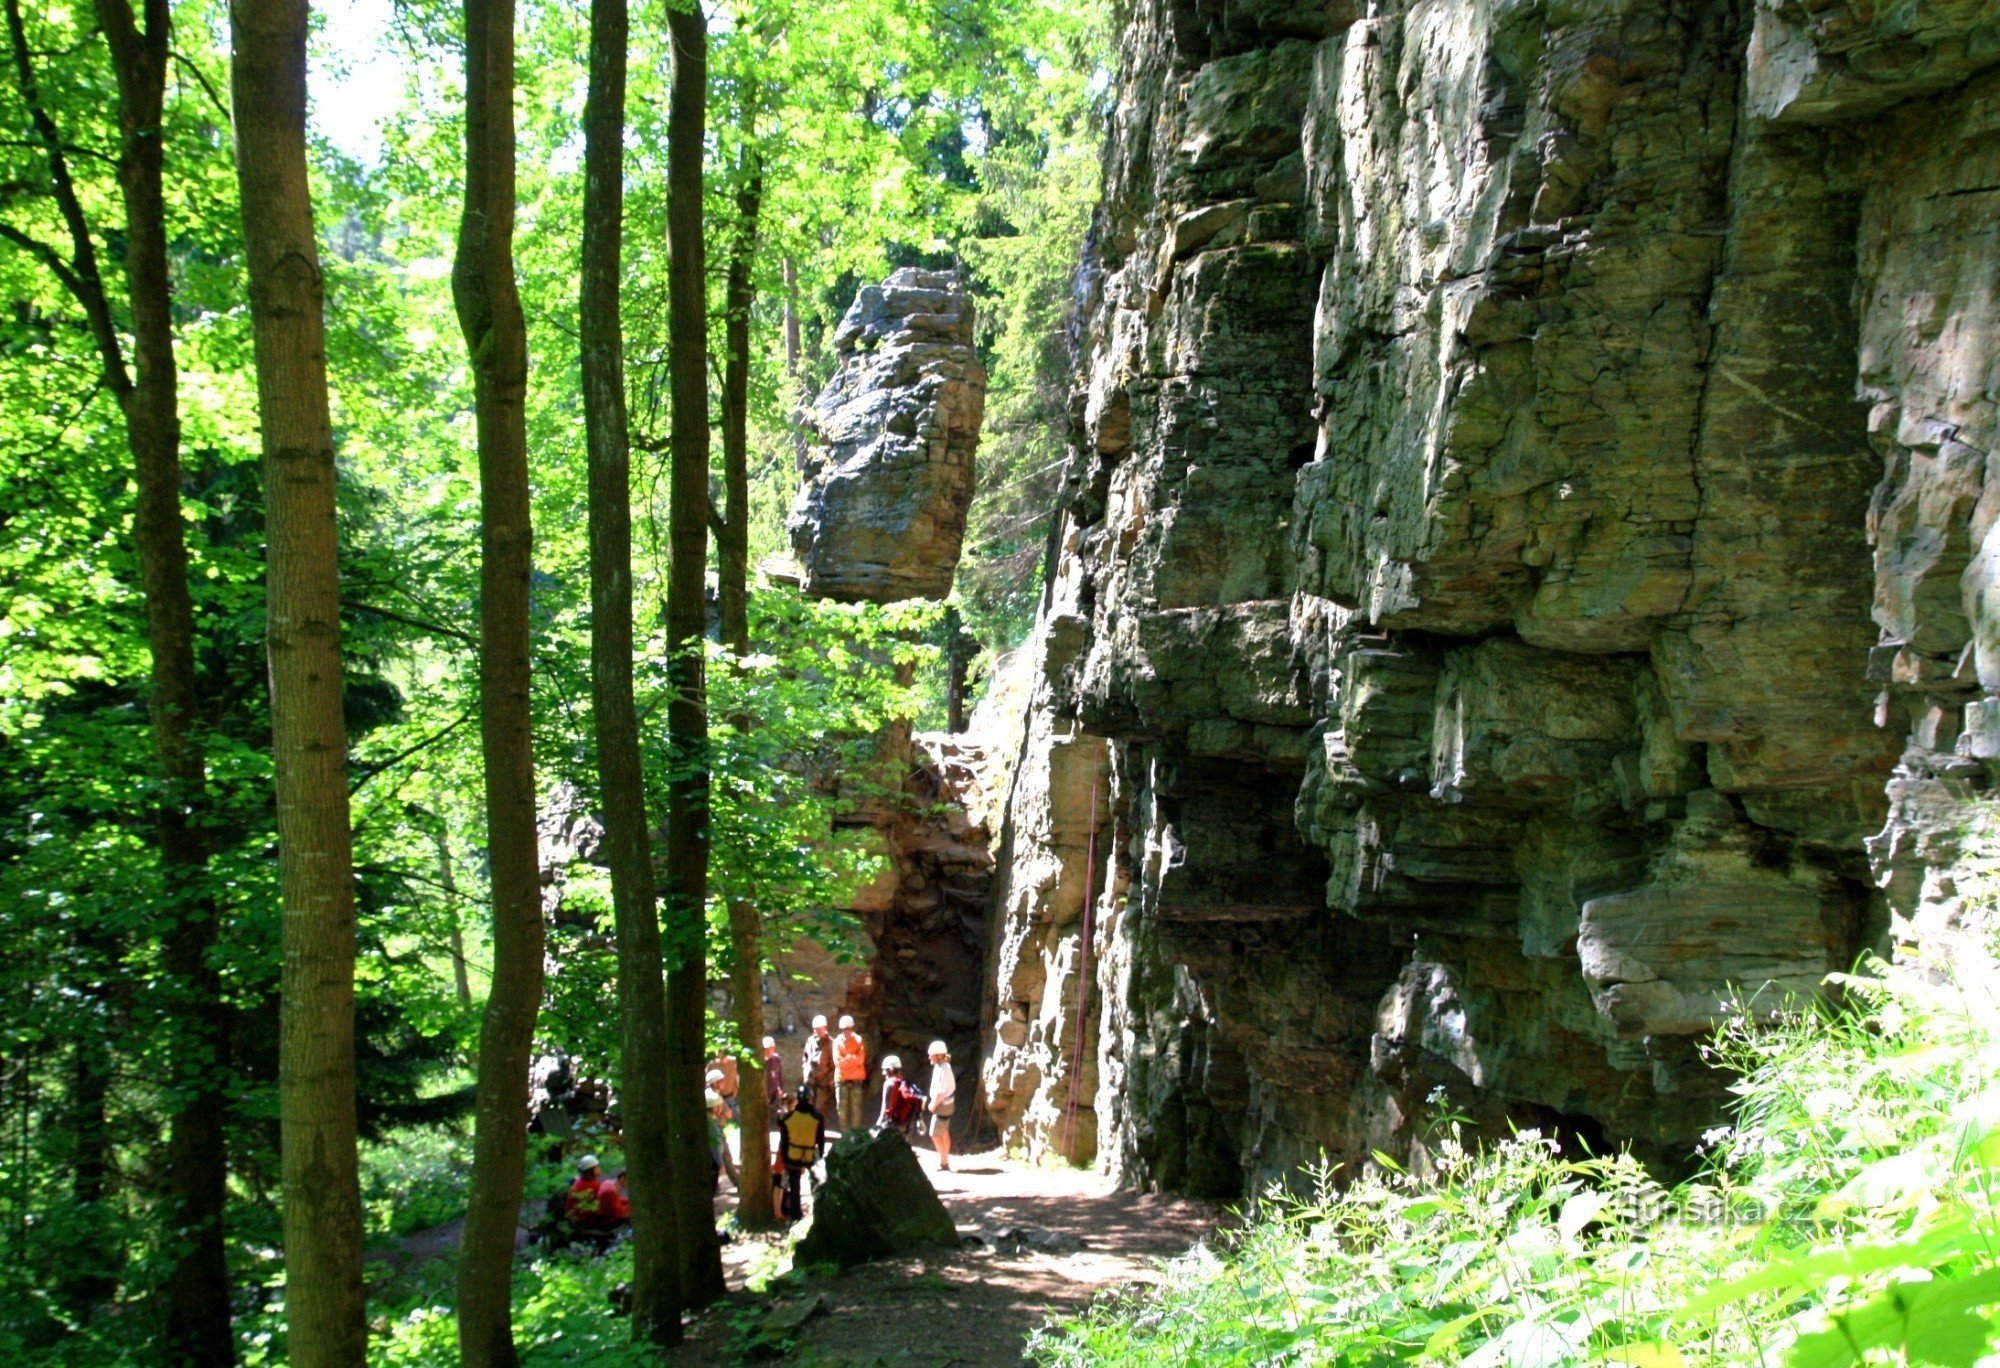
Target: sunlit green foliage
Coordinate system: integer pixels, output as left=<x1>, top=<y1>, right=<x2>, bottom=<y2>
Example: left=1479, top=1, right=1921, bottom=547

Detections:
left=0, top=0, right=1103, bottom=1354
left=1032, top=947, right=2000, bottom=1366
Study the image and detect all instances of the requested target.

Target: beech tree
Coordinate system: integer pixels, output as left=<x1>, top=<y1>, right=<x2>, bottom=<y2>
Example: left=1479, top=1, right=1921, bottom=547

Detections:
left=663, top=0, right=726, bottom=1307
left=713, top=67, right=777, bottom=1229
left=0, top=0, right=232, bottom=1352
left=582, top=0, right=683, bottom=1341
left=229, top=0, right=366, bottom=1361
left=453, top=0, right=545, bottom=1359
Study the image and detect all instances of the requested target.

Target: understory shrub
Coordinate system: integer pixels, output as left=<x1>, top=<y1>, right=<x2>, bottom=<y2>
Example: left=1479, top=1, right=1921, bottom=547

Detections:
left=360, top=1123, right=475, bottom=1240
left=1033, top=949, right=2000, bottom=1366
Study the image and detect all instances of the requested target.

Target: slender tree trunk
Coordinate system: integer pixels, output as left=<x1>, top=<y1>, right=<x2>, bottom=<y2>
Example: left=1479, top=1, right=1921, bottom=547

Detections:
left=781, top=257, right=800, bottom=376
left=724, top=904, right=771, bottom=1223
left=229, top=2, right=365, bottom=1363
left=583, top=0, right=683, bottom=1342
left=664, top=1, right=725, bottom=1307
left=782, top=256, right=806, bottom=463
left=717, top=140, right=774, bottom=1230
left=944, top=606, right=971, bottom=735
left=61, top=961, right=117, bottom=1316
left=4, top=1, right=231, bottom=1351
left=105, top=5, right=233, bottom=1354
left=715, top=157, right=757, bottom=653
left=453, top=0, right=542, bottom=1360
left=431, top=829, right=473, bottom=1010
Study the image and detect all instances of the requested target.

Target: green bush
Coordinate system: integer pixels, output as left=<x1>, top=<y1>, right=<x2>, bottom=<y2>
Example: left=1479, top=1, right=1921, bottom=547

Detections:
left=369, top=1244, right=655, bottom=1366
left=360, top=1123, right=475, bottom=1240
left=1032, top=950, right=2000, bottom=1366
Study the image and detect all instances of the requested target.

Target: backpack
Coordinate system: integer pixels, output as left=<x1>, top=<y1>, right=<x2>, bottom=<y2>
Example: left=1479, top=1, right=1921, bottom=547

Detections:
left=882, top=1077, right=922, bottom=1128
left=782, top=1107, right=822, bottom=1166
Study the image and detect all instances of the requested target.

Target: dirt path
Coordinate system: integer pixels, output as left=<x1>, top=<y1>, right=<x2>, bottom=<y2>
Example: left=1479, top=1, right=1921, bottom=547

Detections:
left=667, top=1149, right=1222, bottom=1365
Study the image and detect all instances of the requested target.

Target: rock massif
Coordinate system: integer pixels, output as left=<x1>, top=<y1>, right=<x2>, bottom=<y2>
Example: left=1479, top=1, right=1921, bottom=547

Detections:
left=788, top=268, right=988, bottom=604
left=980, top=0, right=2000, bottom=1195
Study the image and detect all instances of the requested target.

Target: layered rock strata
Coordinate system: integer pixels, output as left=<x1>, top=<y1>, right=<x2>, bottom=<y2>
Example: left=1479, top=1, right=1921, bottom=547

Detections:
left=788, top=268, right=988, bottom=603
left=984, top=0, right=2000, bottom=1195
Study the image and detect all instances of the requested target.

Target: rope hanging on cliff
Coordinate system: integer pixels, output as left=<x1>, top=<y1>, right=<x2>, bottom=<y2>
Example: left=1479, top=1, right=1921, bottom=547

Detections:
left=1061, top=776, right=1099, bottom=1162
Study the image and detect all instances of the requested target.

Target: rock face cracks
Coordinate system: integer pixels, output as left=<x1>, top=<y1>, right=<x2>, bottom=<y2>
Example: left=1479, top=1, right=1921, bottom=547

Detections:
left=978, top=0, right=2000, bottom=1195
left=788, top=268, right=988, bottom=604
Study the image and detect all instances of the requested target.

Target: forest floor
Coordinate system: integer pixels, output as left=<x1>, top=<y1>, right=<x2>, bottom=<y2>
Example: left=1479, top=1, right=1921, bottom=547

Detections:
left=665, top=1146, right=1225, bottom=1365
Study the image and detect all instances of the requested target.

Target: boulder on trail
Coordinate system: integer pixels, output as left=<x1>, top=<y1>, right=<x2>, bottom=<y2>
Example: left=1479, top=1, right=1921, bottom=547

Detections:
left=792, top=1127, right=959, bottom=1269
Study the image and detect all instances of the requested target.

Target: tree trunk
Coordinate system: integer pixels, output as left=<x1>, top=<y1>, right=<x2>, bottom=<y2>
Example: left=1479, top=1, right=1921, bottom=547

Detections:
left=782, top=256, right=800, bottom=376
left=583, top=0, right=683, bottom=1343
left=717, top=141, right=775, bottom=1230
left=453, top=0, right=543, bottom=1361
left=60, top=934, right=118, bottom=1318
left=664, top=1, right=726, bottom=1308
left=782, top=256, right=806, bottom=462
left=431, top=828, right=473, bottom=1011
left=945, top=606, right=970, bottom=734
left=229, top=2, right=365, bottom=1363
left=104, top=4, right=234, bottom=1354
left=715, top=154, right=758, bottom=657
left=5, top=0, right=231, bottom=1350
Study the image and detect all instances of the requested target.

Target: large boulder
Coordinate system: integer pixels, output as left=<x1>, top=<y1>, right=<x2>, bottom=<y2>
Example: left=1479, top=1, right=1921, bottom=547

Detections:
left=792, top=1127, right=958, bottom=1270
left=787, top=268, right=986, bottom=604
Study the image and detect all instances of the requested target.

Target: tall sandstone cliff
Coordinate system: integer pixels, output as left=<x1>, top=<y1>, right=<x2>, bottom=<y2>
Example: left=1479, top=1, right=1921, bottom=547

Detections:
left=980, top=0, right=2000, bottom=1196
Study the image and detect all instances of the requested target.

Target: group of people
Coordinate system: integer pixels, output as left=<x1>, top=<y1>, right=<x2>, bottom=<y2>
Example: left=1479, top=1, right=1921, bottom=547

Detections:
left=561, top=1155, right=630, bottom=1241
left=561, top=1016, right=960, bottom=1239
left=766, top=1018, right=958, bottom=1222
left=791, top=1014, right=956, bottom=1166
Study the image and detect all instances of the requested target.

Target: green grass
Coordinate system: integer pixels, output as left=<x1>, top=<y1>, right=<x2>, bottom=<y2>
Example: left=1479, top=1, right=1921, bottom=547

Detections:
left=1031, top=949, right=2000, bottom=1366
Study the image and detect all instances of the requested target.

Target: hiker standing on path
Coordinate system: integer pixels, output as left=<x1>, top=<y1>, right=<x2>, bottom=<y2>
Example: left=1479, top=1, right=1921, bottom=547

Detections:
left=926, top=1040, right=957, bottom=1171
left=762, top=1034, right=786, bottom=1124
left=707, top=1053, right=740, bottom=1120
left=779, top=1084, right=827, bottom=1221
left=834, top=1014, right=868, bottom=1133
left=707, top=1089, right=740, bottom=1191
left=802, top=1014, right=837, bottom=1120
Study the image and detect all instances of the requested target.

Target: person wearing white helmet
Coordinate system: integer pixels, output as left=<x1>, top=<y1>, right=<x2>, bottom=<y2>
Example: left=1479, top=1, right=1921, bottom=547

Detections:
left=801, top=1013, right=837, bottom=1120
left=925, top=1040, right=957, bottom=1171
left=706, top=1089, right=739, bottom=1191
left=761, top=1034, right=786, bottom=1116
left=833, top=1013, right=869, bottom=1133
left=564, top=1153, right=605, bottom=1229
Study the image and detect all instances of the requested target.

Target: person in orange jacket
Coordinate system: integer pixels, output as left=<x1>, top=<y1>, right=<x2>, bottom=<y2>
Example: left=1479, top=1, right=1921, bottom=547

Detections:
left=833, top=1013, right=868, bottom=1133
